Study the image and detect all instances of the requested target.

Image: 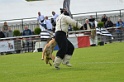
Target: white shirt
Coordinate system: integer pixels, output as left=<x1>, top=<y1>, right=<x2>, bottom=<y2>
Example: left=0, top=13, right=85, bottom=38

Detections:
left=94, top=21, right=98, bottom=27
left=87, top=24, right=91, bottom=31
left=55, top=14, right=82, bottom=33
left=44, top=19, right=53, bottom=30
left=52, top=14, right=59, bottom=22
left=37, top=15, right=45, bottom=24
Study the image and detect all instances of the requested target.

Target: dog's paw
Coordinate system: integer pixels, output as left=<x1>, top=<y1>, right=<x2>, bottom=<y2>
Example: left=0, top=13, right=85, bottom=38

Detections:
left=41, top=58, right=44, bottom=60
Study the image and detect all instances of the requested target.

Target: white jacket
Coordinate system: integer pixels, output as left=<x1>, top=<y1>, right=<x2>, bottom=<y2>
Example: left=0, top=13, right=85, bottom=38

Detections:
left=55, top=14, right=82, bottom=33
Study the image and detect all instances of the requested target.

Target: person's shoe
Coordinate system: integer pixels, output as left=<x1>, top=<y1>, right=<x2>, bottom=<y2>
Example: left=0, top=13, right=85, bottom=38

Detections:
left=53, top=57, right=62, bottom=69
left=62, top=55, right=72, bottom=67
left=63, top=61, right=72, bottom=67
left=54, top=66, right=60, bottom=70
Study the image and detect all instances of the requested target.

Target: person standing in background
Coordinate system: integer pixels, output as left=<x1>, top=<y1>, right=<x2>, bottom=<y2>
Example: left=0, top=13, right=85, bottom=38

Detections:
left=0, top=29, right=5, bottom=55
left=83, top=19, right=93, bottom=30
left=2, top=21, right=9, bottom=37
left=44, top=16, right=53, bottom=31
left=105, top=17, right=113, bottom=28
left=83, top=19, right=96, bottom=46
left=7, top=27, right=13, bottom=37
left=116, top=18, right=124, bottom=41
left=22, top=26, right=32, bottom=52
left=37, top=12, right=46, bottom=31
left=101, top=14, right=108, bottom=26
left=51, top=11, right=59, bottom=22
left=0, top=30, right=5, bottom=38
left=22, top=26, right=32, bottom=36
left=51, top=11, right=59, bottom=32
left=89, top=15, right=95, bottom=28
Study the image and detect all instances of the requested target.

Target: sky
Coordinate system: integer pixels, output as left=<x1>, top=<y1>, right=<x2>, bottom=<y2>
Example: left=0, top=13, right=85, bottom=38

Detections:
left=0, top=0, right=124, bottom=21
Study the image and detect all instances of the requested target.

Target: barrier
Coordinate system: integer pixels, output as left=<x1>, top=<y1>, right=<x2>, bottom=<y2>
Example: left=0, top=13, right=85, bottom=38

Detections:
left=0, top=30, right=92, bottom=54
left=0, top=40, right=15, bottom=52
left=0, top=35, right=40, bottom=54
left=0, top=28, right=124, bottom=55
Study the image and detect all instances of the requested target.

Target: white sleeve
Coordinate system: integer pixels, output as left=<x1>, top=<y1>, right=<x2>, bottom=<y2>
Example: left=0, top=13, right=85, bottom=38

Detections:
left=64, top=16, right=82, bottom=29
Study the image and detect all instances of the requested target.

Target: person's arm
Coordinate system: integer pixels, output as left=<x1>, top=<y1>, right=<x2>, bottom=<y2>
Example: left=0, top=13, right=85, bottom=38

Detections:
left=2, top=26, right=4, bottom=32
left=64, top=16, right=82, bottom=29
left=37, top=17, right=40, bottom=24
left=110, top=21, right=114, bottom=27
left=116, top=22, right=119, bottom=27
left=0, top=31, right=5, bottom=38
left=89, top=23, right=92, bottom=29
left=22, top=31, right=25, bottom=36
left=29, top=30, right=32, bottom=35
left=122, top=22, right=124, bottom=27
left=83, top=24, right=87, bottom=30
left=105, top=21, right=108, bottom=28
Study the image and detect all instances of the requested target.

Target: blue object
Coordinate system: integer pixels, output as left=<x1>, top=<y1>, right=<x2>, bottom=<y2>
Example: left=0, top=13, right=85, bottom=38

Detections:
left=54, top=45, right=59, bottom=50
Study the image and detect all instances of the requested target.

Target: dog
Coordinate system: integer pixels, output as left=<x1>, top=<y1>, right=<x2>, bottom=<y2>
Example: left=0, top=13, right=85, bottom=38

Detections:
left=41, top=38, right=56, bottom=66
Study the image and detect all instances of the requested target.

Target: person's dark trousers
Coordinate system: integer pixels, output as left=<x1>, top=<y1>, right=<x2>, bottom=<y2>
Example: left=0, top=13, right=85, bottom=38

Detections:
left=47, top=29, right=52, bottom=31
left=55, top=31, right=74, bottom=59
left=41, top=24, right=47, bottom=29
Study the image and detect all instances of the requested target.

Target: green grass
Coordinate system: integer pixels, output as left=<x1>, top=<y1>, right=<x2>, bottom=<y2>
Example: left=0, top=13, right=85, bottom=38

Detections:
left=0, top=42, right=124, bottom=82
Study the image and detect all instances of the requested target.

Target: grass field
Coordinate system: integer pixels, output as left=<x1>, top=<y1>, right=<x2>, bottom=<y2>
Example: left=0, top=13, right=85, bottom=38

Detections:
left=0, top=42, right=124, bottom=82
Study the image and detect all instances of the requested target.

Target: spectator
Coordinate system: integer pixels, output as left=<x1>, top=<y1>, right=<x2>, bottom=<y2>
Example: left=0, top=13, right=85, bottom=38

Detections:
left=51, top=11, right=58, bottom=22
left=22, top=26, right=32, bottom=52
left=0, top=30, right=5, bottom=38
left=44, top=16, right=53, bottom=31
left=101, top=14, right=108, bottom=26
left=51, top=11, right=59, bottom=32
left=6, top=27, right=14, bottom=54
left=89, top=15, right=95, bottom=22
left=116, top=18, right=124, bottom=41
left=2, top=21, right=9, bottom=37
left=83, top=19, right=93, bottom=30
left=105, top=17, right=113, bottom=28
left=22, top=26, right=32, bottom=36
left=89, top=15, right=95, bottom=28
left=0, top=30, right=5, bottom=55
left=37, top=12, right=46, bottom=31
left=116, top=18, right=124, bottom=28
left=83, top=19, right=96, bottom=46
left=7, top=27, right=13, bottom=37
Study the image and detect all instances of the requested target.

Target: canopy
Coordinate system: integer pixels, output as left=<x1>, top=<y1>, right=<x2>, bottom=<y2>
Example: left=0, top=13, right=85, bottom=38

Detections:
left=0, top=0, right=124, bottom=21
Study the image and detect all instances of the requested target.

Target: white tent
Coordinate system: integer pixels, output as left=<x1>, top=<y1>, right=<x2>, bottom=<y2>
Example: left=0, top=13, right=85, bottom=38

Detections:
left=0, top=0, right=124, bottom=21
